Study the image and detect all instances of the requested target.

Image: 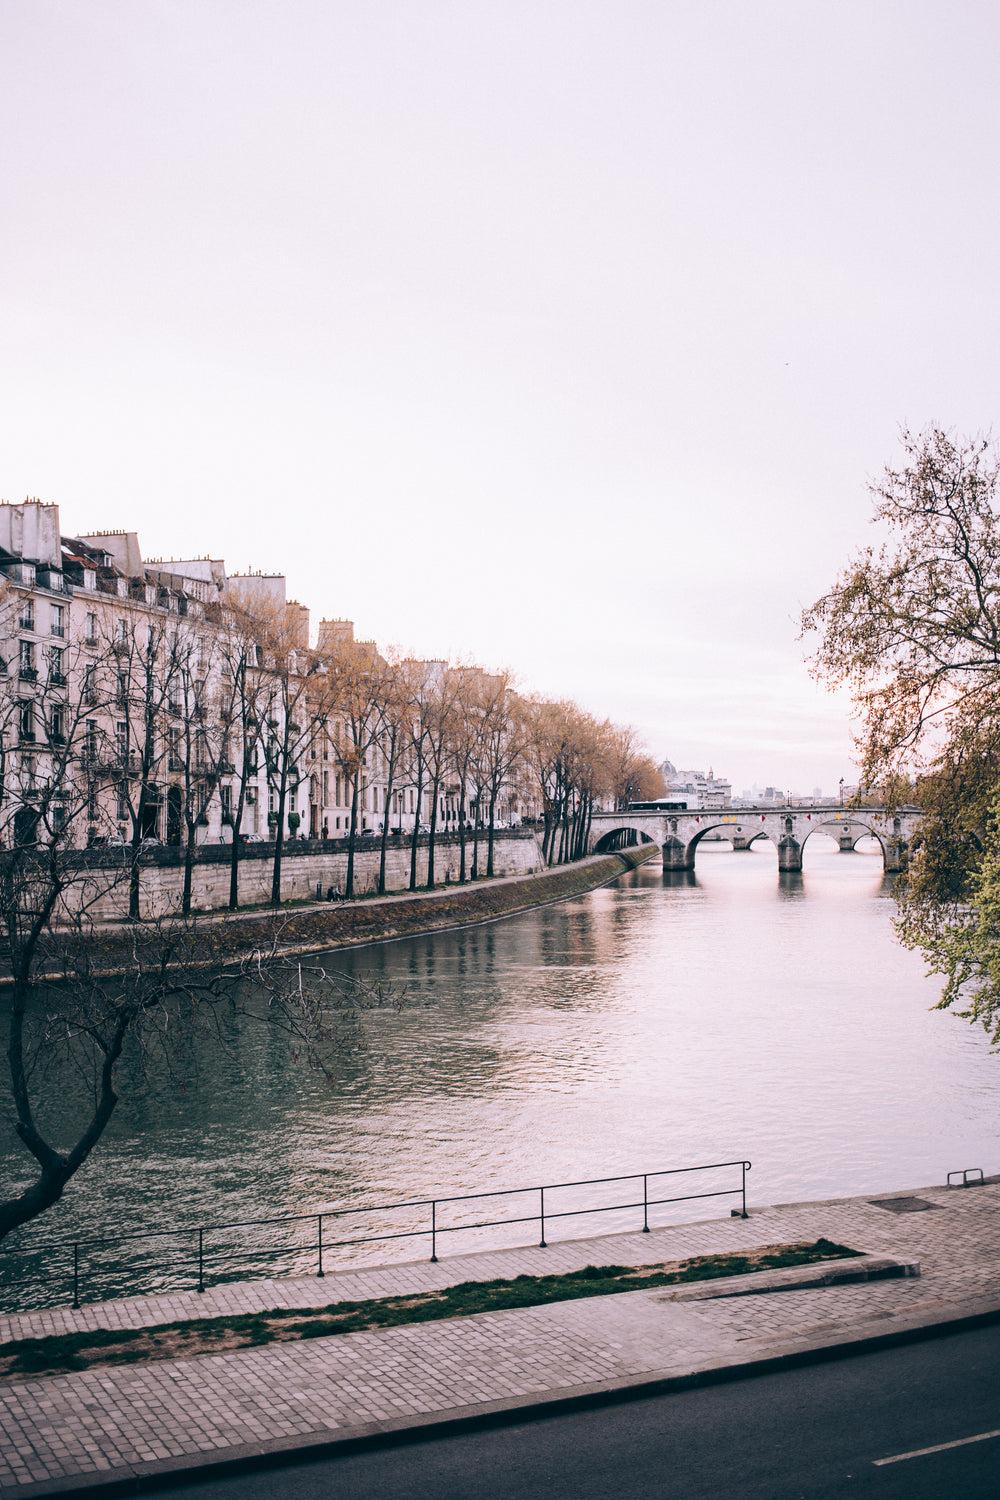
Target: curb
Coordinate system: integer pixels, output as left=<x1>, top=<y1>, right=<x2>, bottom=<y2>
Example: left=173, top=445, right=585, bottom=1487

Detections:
left=10, top=1289, right=1000, bottom=1497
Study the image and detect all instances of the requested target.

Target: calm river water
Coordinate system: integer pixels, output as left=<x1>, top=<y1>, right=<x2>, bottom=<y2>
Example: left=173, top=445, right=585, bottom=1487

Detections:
left=4, top=838, right=1000, bottom=1306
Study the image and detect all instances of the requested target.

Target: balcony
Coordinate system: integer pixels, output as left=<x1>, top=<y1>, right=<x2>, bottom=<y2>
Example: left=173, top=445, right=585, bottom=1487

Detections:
left=18, top=666, right=37, bottom=683
left=49, top=672, right=67, bottom=688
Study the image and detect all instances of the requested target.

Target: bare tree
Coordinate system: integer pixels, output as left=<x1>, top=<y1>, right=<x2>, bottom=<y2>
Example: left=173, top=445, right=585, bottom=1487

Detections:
left=325, top=638, right=385, bottom=899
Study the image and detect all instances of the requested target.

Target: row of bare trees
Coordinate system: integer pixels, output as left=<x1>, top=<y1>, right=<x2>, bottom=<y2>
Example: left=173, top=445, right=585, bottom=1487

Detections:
left=1, top=578, right=665, bottom=915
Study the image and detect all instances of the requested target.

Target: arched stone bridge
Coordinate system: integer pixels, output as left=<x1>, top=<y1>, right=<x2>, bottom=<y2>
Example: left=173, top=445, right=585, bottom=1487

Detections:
left=588, top=805, right=922, bottom=874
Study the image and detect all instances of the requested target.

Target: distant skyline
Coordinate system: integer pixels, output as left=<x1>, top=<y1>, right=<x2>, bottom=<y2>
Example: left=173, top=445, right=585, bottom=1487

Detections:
left=4, top=2, right=999, bottom=796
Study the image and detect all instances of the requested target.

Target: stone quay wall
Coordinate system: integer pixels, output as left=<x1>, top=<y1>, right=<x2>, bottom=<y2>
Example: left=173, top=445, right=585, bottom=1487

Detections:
left=56, top=829, right=547, bottom=922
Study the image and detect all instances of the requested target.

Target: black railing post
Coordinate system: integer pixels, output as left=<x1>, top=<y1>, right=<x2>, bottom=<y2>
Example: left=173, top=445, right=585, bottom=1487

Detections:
left=539, top=1186, right=546, bottom=1248
left=741, top=1161, right=749, bottom=1219
left=197, top=1228, right=205, bottom=1292
left=72, top=1242, right=80, bottom=1309
left=317, top=1214, right=324, bottom=1278
left=430, top=1200, right=438, bottom=1263
left=643, top=1174, right=649, bottom=1232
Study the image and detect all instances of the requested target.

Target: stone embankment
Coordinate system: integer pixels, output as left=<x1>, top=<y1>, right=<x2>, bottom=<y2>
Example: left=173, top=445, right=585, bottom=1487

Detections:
left=58, top=828, right=551, bottom=922
left=38, top=844, right=657, bottom=980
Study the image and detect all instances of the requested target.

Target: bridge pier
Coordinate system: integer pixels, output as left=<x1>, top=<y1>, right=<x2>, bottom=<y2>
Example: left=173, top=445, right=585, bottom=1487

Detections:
left=777, top=835, right=802, bottom=873
left=731, top=835, right=751, bottom=852
left=883, top=838, right=908, bottom=874
left=838, top=832, right=855, bottom=852
left=661, top=837, right=694, bottom=872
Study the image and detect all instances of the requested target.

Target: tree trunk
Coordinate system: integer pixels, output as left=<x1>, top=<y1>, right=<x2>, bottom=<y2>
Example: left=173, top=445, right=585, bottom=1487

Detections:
left=426, top=775, right=441, bottom=889
left=182, top=822, right=196, bottom=915
left=486, top=792, right=497, bottom=877
left=346, top=779, right=359, bottom=898
left=458, top=793, right=467, bottom=882
left=378, top=760, right=396, bottom=896
left=270, top=773, right=288, bottom=905
left=409, top=766, right=424, bottom=890
left=228, top=778, right=247, bottom=910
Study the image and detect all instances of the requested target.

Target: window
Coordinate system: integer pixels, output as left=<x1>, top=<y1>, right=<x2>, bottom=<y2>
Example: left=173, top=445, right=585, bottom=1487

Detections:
left=50, top=705, right=65, bottom=743
left=49, top=647, right=65, bottom=684
left=116, top=783, right=129, bottom=821
left=50, top=604, right=65, bottom=638
left=168, top=727, right=182, bottom=771
left=84, top=720, right=98, bottom=762
left=18, top=599, right=33, bottom=631
left=116, top=721, right=128, bottom=764
left=19, top=640, right=35, bottom=678
left=220, top=784, right=232, bottom=820
left=19, top=701, right=34, bottom=743
left=83, top=666, right=97, bottom=705
left=117, top=617, right=128, bottom=643
left=85, top=612, right=97, bottom=643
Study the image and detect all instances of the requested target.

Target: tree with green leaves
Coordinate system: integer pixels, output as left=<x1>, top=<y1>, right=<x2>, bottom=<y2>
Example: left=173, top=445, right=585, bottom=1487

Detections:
left=803, top=425, right=1000, bottom=1039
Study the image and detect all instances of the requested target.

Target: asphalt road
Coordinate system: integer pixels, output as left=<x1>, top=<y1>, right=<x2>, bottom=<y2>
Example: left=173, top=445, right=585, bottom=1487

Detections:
left=154, top=1324, right=1000, bottom=1499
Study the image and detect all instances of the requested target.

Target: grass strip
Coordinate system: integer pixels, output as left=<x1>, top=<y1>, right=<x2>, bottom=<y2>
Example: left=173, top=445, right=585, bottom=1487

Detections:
left=0, top=1238, right=859, bottom=1380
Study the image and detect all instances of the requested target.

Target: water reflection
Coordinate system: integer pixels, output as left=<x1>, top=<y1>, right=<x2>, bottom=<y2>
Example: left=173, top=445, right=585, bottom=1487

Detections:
left=3, top=840, right=1000, bottom=1306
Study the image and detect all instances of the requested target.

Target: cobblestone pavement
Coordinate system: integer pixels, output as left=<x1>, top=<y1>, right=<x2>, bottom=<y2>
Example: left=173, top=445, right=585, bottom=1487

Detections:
left=0, top=1181, right=998, bottom=1493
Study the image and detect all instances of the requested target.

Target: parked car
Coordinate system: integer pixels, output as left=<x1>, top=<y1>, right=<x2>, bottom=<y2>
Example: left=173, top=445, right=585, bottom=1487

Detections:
left=242, top=832, right=266, bottom=843
left=94, top=831, right=127, bottom=848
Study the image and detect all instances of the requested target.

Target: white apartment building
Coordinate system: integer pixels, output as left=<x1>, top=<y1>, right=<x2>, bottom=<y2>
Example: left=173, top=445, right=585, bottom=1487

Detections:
left=0, top=501, right=529, bottom=851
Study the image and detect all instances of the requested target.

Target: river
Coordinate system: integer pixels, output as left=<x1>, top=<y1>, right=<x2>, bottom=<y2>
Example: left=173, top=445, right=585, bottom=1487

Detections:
left=3, top=838, right=999, bottom=1307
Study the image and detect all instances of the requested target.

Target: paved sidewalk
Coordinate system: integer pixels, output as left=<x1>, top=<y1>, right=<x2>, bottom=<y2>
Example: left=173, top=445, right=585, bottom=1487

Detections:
left=1, top=1179, right=998, bottom=1495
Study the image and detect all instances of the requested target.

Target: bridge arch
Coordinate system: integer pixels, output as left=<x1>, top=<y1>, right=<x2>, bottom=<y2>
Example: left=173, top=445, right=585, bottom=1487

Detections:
left=592, top=827, right=657, bottom=854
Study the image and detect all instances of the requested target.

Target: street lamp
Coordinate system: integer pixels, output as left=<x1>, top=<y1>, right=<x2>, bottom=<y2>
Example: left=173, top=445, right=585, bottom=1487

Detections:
left=839, top=778, right=845, bottom=806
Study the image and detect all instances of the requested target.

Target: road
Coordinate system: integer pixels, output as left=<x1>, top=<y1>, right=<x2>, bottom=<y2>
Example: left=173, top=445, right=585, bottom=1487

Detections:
left=154, top=1324, right=1000, bottom=1498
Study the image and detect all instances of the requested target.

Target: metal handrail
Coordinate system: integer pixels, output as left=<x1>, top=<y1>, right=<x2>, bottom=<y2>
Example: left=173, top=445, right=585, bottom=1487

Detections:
left=0, top=1158, right=751, bottom=1310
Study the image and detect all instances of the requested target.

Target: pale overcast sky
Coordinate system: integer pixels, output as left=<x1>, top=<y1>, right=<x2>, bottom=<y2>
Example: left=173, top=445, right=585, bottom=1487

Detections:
left=3, top=1, right=998, bottom=794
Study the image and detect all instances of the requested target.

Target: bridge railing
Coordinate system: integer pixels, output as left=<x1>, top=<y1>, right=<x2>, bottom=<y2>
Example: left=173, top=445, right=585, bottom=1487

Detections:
left=0, top=1159, right=751, bottom=1312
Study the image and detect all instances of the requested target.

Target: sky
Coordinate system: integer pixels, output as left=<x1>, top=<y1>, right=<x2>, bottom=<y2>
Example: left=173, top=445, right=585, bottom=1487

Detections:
left=3, top=1, right=1000, bottom=796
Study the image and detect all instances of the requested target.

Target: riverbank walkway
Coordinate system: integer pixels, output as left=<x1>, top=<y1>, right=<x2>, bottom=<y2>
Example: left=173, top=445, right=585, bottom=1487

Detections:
left=1, top=1177, right=998, bottom=1494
